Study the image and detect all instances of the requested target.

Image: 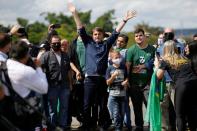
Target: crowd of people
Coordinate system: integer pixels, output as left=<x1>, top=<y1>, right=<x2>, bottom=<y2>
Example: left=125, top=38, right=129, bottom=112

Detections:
left=0, top=2, right=197, bottom=131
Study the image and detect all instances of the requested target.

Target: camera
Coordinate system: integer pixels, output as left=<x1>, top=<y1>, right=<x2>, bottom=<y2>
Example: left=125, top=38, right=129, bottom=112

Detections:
left=50, top=24, right=61, bottom=29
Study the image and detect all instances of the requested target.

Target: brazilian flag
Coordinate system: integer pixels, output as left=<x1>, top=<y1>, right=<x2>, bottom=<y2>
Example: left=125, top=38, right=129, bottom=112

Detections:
left=145, top=69, right=165, bottom=131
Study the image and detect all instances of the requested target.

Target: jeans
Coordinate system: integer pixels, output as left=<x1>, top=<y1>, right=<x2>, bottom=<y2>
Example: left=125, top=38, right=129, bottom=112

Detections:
left=108, top=95, right=125, bottom=130
left=48, top=85, right=70, bottom=129
left=124, top=92, right=132, bottom=129
left=160, top=82, right=176, bottom=130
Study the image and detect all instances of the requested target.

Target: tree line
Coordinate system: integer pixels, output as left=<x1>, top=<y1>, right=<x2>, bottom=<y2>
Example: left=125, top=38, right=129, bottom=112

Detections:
left=0, top=10, right=164, bottom=47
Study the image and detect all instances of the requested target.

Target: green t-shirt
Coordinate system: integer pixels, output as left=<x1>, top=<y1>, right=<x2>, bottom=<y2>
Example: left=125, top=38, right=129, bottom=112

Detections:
left=126, top=44, right=155, bottom=86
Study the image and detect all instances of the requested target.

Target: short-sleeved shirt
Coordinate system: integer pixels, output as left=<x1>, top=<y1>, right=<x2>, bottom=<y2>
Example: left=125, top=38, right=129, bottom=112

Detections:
left=106, top=65, right=127, bottom=96
left=126, top=44, right=155, bottom=86
left=159, top=59, right=197, bottom=83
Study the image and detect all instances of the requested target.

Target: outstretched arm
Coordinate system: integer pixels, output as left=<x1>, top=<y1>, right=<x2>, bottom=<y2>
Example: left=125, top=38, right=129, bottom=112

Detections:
left=154, top=56, right=165, bottom=79
left=116, top=10, right=137, bottom=33
left=67, top=2, right=83, bottom=29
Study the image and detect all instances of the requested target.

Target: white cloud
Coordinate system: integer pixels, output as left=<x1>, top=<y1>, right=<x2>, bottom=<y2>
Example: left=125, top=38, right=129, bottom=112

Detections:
left=0, top=0, right=197, bottom=31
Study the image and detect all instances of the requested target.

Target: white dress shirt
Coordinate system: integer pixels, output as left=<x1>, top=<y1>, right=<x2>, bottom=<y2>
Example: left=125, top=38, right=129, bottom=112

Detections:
left=7, top=59, right=48, bottom=98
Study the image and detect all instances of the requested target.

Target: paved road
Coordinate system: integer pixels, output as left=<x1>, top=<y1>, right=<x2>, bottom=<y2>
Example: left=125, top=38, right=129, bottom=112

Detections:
left=70, top=101, right=149, bottom=131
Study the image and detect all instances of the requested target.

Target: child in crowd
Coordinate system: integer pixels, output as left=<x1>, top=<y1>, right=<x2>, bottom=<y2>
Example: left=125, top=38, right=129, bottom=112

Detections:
left=106, top=50, right=128, bottom=131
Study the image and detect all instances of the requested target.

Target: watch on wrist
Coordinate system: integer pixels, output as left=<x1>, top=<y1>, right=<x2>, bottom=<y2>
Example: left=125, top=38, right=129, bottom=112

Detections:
left=123, top=19, right=127, bottom=23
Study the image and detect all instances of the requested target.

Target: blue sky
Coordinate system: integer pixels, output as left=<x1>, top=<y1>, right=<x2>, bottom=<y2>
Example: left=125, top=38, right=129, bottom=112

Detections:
left=0, top=0, right=197, bottom=32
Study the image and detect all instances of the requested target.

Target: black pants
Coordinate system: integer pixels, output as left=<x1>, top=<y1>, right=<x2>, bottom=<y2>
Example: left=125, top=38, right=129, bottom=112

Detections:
left=175, top=79, right=197, bottom=131
left=128, top=85, right=148, bottom=128
left=69, top=80, right=84, bottom=124
left=83, top=76, right=111, bottom=129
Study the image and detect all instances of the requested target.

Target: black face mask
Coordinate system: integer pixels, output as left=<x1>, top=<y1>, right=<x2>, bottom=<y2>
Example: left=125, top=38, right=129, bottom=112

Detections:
left=163, top=32, right=174, bottom=42
left=51, top=42, right=61, bottom=51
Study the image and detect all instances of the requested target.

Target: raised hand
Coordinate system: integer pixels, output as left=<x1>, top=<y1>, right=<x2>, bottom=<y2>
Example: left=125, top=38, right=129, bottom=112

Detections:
left=67, top=2, right=77, bottom=13
left=123, top=10, right=137, bottom=21
left=67, top=2, right=83, bottom=28
left=115, top=10, right=137, bottom=32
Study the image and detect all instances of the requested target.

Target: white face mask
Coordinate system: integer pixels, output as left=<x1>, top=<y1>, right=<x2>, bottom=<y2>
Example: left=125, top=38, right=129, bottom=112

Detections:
left=158, top=38, right=163, bottom=46
left=112, top=58, right=121, bottom=65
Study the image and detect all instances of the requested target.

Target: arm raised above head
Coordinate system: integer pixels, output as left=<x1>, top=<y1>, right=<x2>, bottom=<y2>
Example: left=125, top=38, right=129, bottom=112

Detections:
left=67, top=2, right=83, bottom=29
left=116, top=10, right=137, bottom=33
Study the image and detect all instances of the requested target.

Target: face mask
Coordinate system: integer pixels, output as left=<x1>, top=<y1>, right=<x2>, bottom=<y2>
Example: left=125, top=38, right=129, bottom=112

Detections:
left=112, top=58, right=121, bottom=65
left=51, top=42, right=61, bottom=51
left=158, top=38, right=163, bottom=46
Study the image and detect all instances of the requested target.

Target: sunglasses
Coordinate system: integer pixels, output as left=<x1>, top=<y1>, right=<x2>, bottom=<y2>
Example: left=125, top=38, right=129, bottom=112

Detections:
left=51, top=42, right=61, bottom=45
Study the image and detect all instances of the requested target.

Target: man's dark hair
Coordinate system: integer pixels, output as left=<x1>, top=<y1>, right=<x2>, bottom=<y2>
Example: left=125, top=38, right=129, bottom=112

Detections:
left=10, top=40, right=29, bottom=60
left=119, top=34, right=129, bottom=44
left=92, top=27, right=105, bottom=34
left=134, top=28, right=145, bottom=35
left=188, top=40, right=197, bottom=56
left=0, top=33, right=11, bottom=48
left=193, top=33, right=197, bottom=38
left=50, top=35, right=61, bottom=44
left=163, top=32, right=174, bottom=42
left=188, top=40, right=197, bottom=74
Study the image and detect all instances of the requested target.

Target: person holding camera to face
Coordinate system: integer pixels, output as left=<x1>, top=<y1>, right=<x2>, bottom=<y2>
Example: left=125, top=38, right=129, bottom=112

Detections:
left=6, top=40, right=48, bottom=130
left=9, top=25, right=40, bottom=70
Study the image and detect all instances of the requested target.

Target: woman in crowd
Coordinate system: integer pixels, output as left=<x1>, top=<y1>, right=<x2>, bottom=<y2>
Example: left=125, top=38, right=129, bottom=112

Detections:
left=154, top=40, right=197, bottom=131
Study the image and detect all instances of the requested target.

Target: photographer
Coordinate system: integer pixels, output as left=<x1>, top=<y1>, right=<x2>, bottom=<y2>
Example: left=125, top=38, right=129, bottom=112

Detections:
left=9, top=25, right=40, bottom=70
left=10, top=25, right=40, bottom=58
left=7, top=40, right=48, bottom=130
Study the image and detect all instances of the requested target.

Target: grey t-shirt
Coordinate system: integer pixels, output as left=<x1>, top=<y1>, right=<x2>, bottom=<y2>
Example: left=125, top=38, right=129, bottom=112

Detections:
left=106, top=65, right=126, bottom=97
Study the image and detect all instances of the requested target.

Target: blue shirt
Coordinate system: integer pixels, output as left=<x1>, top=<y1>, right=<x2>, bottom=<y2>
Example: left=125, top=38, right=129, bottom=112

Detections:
left=157, top=45, right=172, bottom=82
left=78, top=27, right=119, bottom=76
